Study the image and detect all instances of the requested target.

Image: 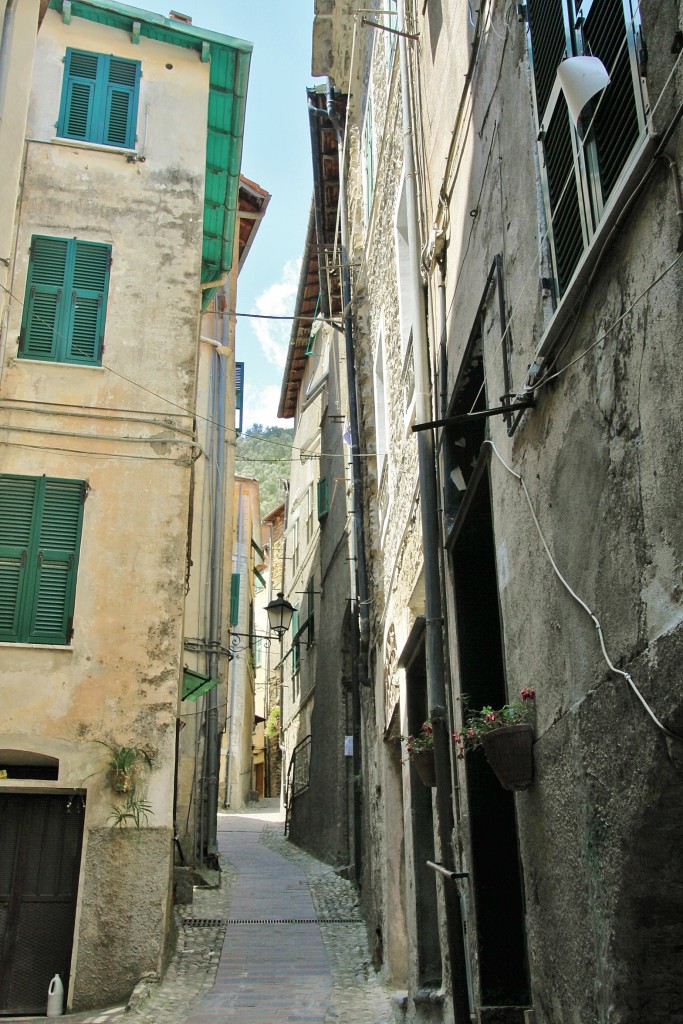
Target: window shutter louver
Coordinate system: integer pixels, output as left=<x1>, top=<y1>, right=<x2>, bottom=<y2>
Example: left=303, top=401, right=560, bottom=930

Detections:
left=229, top=573, right=240, bottom=626
left=58, top=50, right=139, bottom=149
left=317, top=478, right=329, bottom=520
left=60, top=50, right=98, bottom=141
left=583, top=0, right=642, bottom=202
left=543, top=101, right=585, bottom=294
left=528, top=0, right=646, bottom=297
left=292, top=609, right=299, bottom=672
left=28, top=480, right=84, bottom=644
left=20, top=236, right=110, bottom=365
left=104, top=57, right=140, bottom=148
left=0, top=477, right=38, bottom=642
left=67, top=241, right=110, bottom=362
left=0, top=476, right=84, bottom=645
left=20, top=238, right=68, bottom=360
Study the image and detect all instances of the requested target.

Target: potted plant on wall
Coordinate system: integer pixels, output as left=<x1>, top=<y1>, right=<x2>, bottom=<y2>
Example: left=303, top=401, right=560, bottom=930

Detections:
left=402, top=721, right=436, bottom=787
left=98, top=742, right=154, bottom=795
left=454, top=689, right=536, bottom=791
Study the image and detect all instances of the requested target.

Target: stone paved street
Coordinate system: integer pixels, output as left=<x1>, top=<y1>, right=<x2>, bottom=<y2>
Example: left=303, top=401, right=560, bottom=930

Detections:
left=12, top=801, right=398, bottom=1024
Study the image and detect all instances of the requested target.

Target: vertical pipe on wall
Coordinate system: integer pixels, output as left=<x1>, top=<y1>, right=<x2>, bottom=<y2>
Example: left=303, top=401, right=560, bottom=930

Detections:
left=397, top=8, right=471, bottom=1021
left=204, top=287, right=229, bottom=860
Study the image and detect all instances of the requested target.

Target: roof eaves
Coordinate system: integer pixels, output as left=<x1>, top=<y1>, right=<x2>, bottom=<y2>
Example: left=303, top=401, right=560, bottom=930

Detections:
left=278, top=201, right=317, bottom=420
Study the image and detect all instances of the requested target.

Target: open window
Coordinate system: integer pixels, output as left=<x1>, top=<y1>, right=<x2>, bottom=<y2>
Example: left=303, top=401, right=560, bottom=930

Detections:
left=527, top=0, right=647, bottom=296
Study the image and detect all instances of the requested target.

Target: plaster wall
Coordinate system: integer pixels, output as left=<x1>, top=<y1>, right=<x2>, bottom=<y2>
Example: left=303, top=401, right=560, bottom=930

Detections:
left=0, top=0, right=39, bottom=331
left=177, top=292, right=237, bottom=862
left=0, top=9, right=210, bottom=1009
left=224, top=478, right=260, bottom=810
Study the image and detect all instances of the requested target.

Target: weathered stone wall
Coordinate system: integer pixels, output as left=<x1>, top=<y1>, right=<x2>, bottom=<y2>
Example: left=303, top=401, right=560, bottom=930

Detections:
left=417, top=1, right=683, bottom=1020
left=282, top=323, right=352, bottom=866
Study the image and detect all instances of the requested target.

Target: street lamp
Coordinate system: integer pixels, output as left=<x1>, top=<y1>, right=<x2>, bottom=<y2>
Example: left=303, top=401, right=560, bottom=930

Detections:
left=265, top=592, right=295, bottom=639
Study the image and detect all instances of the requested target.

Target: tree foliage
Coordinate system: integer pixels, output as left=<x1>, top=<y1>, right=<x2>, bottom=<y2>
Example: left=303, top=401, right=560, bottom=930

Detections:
left=235, top=424, right=293, bottom=518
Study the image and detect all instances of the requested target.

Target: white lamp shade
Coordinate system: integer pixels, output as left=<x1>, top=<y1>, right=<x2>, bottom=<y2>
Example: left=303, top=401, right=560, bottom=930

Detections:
left=557, top=56, right=610, bottom=125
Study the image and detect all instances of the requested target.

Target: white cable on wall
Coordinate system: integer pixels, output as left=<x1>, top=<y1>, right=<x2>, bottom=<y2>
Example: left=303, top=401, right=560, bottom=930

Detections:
left=484, top=439, right=683, bottom=743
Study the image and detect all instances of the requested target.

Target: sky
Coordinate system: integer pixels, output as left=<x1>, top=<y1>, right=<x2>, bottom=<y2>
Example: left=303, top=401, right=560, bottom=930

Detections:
left=142, top=1, right=316, bottom=430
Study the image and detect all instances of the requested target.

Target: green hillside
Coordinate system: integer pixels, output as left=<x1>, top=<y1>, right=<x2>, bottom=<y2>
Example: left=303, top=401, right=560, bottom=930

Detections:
left=235, top=424, right=293, bottom=518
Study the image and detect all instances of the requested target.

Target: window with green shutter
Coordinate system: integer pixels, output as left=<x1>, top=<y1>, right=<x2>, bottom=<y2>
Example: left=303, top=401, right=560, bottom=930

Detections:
left=229, top=573, right=240, bottom=626
left=291, top=608, right=299, bottom=673
left=57, top=49, right=141, bottom=150
left=0, top=475, right=85, bottom=645
left=19, top=236, right=111, bottom=365
left=317, top=477, right=329, bottom=520
left=526, top=0, right=646, bottom=296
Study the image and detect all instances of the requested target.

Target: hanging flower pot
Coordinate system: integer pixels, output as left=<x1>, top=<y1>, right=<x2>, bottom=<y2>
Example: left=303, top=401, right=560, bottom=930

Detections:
left=480, top=723, right=535, bottom=791
left=402, top=721, right=437, bottom=787
left=454, top=690, right=536, bottom=791
left=411, top=748, right=437, bottom=788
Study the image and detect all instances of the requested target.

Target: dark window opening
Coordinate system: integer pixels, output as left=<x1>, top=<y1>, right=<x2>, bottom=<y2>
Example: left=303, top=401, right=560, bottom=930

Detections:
left=406, top=640, right=442, bottom=989
left=443, top=326, right=486, bottom=527
left=0, top=751, right=59, bottom=781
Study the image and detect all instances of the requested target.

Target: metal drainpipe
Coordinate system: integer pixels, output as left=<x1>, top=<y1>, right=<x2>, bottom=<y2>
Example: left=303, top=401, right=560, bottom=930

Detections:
left=324, top=83, right=368, bottom=882
left=204, top=288, right=229, bottom=861
left=397, top=13, right=471, bottom=1022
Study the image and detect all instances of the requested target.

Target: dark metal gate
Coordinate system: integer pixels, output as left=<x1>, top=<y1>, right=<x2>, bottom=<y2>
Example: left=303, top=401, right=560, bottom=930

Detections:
left=0, top=793, right=85, bottom=1016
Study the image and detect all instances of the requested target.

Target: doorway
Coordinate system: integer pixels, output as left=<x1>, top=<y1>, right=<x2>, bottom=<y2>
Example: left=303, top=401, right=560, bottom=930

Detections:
left=0, top=793, right=85, bottom=1015
left=450, top=459, right=530, bottom=1008
left=405, top=640, right=442, bottom=989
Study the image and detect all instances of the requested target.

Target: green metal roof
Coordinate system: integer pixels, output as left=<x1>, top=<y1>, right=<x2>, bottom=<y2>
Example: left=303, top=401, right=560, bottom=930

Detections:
left=48, top=1, right=252, bottom=309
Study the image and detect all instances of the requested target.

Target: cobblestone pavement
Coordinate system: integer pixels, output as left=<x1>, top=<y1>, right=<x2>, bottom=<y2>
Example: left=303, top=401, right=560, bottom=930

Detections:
left=18, top=801, right=399, bottom=1024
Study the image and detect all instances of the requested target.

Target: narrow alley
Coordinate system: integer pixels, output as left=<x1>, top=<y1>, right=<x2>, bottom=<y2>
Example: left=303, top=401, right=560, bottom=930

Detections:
left=14, top=802, right=398, bottom=1024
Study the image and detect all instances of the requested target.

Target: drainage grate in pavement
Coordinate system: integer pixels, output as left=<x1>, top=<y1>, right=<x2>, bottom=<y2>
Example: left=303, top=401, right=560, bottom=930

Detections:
left=182, top=917, right=362, bottom=927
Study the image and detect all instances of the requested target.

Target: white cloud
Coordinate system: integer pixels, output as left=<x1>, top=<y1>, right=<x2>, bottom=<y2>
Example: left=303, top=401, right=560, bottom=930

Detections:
left=243, top=384, right=293, bottom=431
left=252, top=258, right=301, bottom=369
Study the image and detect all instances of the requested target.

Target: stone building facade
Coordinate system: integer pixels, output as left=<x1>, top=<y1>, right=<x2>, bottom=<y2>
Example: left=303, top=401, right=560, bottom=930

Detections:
left=278, top=198, right=356, bottom=868
left=309, top=1, right=683, bottom=1022
left=0, top=1, right=250, bottom=1012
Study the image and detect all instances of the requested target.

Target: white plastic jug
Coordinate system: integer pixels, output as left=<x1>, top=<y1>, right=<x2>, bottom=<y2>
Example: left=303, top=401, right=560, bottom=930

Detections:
left=46, top=974, right=64, bottom=1017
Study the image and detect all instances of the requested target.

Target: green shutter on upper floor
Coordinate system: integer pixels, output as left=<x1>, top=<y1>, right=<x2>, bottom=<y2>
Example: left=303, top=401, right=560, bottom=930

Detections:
left=58, top=49, right=140, bottom=150
left=0, top=475, right=85, bottom=645
left=19, top=236, right=111, bottom=365
left=317, top=477, right=329, bottom=520
left=291, top=608, right=299, bottom=673
left=229, top=573, right=240, bottom=626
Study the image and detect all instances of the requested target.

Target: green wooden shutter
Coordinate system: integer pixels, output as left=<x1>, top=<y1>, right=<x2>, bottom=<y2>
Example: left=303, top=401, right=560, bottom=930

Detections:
left=19, top=237, right=68, bottom=360
left=67, top=240, right=111, bottom=363
left=0, top=477, right=38, bottom=642
left=103, top=56, right=140, bottom=148
left=0, top=476, right=84, bottom=645
left=58, top=49, right=99, bottom=142
left=27, top=480, right=85, bottom=644
left=229, top=573, right=240, bottom=626
left=317, top=477, right=329, bottom=520
left=58, top=50, right=139, bottom=149
left=20, top=237, right=110, bottom=365
left=292, top=608, right=299, bottom=672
